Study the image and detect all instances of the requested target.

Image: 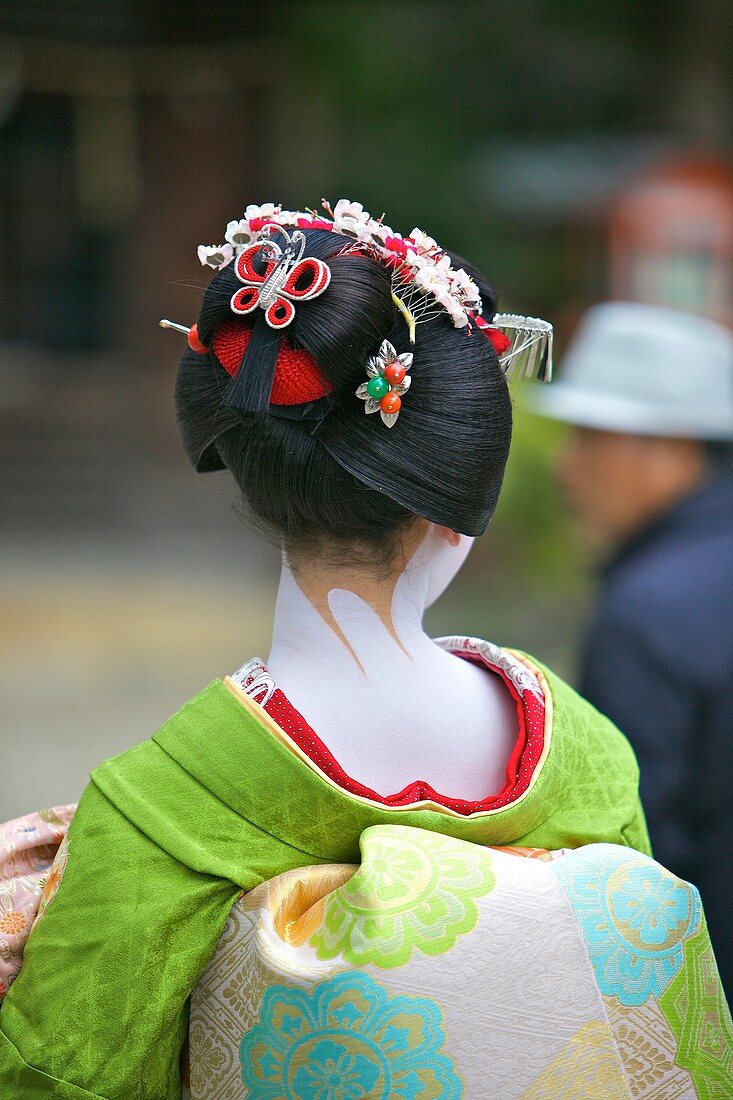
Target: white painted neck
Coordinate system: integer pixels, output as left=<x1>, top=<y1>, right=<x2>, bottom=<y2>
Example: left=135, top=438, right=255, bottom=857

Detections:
left=266, top=525, right=518, bottom=799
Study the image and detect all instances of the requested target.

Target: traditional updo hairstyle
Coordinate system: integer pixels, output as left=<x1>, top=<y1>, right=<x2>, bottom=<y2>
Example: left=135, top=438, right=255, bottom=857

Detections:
left=176, top=227, right=512, bottom=567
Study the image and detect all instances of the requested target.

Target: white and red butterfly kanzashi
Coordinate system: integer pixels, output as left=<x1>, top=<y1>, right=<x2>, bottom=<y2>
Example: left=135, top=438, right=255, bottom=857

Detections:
left=230, top=225, right=331, bottom=330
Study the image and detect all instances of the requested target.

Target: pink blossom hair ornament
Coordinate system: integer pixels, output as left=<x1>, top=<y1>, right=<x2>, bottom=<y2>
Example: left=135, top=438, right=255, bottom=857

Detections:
left=197, top=200, right=483, bottom=334
left=188, top=200, right=554, bottom=427
left=230, top=225, right=331, bottom=330
left=355, top=340, right=413, bottom=427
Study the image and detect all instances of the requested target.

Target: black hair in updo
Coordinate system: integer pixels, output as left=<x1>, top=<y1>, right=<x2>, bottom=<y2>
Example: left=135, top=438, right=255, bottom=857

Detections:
left=175, top=227, right=511, bottom=561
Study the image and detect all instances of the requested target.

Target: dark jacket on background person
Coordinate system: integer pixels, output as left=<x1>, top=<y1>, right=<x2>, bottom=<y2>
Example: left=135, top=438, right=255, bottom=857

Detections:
left=581, top=470, right=733, bottom=995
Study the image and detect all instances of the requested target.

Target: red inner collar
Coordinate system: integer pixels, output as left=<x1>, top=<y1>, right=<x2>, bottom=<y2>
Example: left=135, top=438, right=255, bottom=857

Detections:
left=239, top=648, right=546, bottom=817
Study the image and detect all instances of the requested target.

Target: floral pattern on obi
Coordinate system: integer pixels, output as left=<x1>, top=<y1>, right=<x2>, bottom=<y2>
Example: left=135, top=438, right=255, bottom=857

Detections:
left=239, top=970, right=461, bottom=1099
left=551, top=844, right=701, bottom=1006
left=310, top=825, right=495, bottom=969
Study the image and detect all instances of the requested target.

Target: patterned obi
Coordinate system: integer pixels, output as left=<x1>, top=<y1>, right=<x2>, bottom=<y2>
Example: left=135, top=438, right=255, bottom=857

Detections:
left=186, top=826, right=732, bottom=1099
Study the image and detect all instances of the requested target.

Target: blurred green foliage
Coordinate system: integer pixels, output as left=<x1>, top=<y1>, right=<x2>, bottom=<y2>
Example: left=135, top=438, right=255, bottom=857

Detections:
left=494, top=392, right=582, bottom=587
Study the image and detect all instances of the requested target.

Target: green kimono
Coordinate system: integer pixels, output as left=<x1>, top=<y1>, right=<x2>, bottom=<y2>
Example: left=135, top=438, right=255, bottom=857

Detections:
left=0, top=655, right=651, bottom=1098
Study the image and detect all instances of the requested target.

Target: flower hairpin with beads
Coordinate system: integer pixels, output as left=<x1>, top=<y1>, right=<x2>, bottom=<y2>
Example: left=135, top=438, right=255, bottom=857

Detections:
left=356, top=340, right=413, bottom=428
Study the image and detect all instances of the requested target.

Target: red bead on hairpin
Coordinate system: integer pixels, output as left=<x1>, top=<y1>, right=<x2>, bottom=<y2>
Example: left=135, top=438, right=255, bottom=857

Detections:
left=159, top=319, right=208, bottom=354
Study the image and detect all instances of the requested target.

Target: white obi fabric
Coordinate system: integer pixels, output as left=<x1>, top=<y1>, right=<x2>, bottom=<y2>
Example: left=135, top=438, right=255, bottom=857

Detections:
left=186, top=825, right=732, bottom=1099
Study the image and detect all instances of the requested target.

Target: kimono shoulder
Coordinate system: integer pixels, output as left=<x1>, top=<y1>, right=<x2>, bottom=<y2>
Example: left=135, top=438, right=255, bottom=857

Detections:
left=503, top=651, right=651, bottom=856
left=0, top=679, right=332, bottom=1099
left=90, top=678, right=331, bottom=886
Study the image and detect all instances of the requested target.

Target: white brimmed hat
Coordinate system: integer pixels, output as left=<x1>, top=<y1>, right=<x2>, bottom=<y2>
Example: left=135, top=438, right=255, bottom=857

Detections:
left=532, top=301, right=733, bottom=440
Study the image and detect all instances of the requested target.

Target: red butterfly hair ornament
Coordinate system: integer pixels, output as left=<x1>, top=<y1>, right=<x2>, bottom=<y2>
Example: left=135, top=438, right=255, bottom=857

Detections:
left=230, top=224, right=331, bottom=330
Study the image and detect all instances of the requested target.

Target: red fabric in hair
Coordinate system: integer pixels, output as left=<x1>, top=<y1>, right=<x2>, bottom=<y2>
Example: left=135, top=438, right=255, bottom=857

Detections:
left=473, top=314, right=511, bottom=355
left=212, top=319, right=333, bottom=405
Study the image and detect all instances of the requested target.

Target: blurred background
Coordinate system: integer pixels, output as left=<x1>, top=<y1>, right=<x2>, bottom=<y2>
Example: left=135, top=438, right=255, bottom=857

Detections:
left=2, top=0, right=732, bottom=817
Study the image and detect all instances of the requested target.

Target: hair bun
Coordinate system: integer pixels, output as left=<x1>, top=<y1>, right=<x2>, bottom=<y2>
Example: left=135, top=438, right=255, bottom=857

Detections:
left=176, top=220, right=513, bottom=538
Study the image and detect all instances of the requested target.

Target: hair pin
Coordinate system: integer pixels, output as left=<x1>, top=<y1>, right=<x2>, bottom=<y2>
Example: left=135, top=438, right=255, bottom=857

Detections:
left=159, top=319, right=207, bottom=354
left=356, top=340, right=413, bottom=427
left=391, top=292, right=416, bottom=345
left=492, top=313, right=554, bottom=382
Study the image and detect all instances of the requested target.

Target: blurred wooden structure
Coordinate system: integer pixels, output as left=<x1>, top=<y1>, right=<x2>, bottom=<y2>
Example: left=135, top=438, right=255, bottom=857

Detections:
left=0, top=8, right=282, bottom=528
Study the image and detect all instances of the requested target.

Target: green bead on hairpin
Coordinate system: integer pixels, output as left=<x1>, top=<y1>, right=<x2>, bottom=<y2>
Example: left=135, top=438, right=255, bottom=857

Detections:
left=366, top=375, right=390, bottom=400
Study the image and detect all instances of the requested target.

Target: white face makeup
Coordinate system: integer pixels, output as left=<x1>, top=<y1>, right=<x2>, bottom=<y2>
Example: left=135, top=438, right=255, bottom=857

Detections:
left=265, top=524, right=517, bottom=801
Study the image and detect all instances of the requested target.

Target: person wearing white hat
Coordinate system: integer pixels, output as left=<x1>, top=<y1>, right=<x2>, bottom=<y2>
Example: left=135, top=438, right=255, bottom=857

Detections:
left=533, top=300, right=733, bottom=994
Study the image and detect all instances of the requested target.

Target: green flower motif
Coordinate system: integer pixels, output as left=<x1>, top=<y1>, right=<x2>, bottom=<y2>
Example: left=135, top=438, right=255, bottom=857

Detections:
left=311, top=825, right=495, bottom=969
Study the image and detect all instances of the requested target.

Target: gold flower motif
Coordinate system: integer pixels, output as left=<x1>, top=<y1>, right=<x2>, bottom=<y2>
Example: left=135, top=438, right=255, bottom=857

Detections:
left=0, top=911, right=27, bottom=936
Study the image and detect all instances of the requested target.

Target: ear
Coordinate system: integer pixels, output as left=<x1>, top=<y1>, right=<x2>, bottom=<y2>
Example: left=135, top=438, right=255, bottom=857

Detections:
left=434, top=524, right=462, bottom=547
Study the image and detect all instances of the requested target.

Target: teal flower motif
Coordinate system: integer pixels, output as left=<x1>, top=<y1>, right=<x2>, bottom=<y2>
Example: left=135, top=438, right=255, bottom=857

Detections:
left=612, top=870, right=691, bottom=946
left=292, top=1040, right=380, bottom=1099
left=551, top=844, right=701, bottom=1006
left=240, top=971, right=462, bottom=1098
